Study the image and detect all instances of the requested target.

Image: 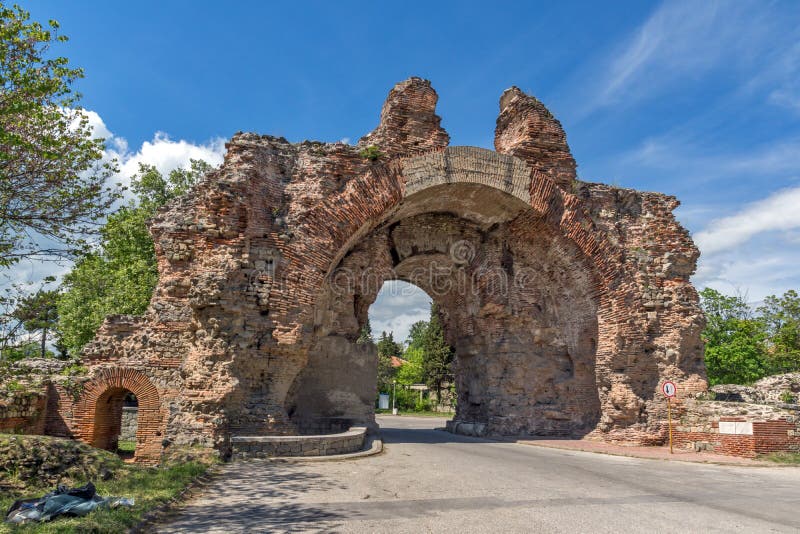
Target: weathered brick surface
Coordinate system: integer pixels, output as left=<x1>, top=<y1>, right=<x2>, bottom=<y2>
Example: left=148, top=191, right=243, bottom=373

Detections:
left=0, top=393, right=46, bottom=434
left=9, top=77, right=717, bottom=460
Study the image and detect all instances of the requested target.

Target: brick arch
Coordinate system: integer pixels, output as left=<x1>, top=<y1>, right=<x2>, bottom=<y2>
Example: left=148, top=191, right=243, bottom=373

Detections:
left=313, top=147, right=628, bottom=293
left=73, top=368, right=164, bottom=463
left=296, top=146, right=648, bottom=432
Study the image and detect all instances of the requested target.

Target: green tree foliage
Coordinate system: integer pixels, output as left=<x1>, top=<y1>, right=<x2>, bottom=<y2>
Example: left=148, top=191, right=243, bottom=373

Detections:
left=757, top=290, right=800, bottom=374
left=0, top=4, right=118, bottom=267
left=405, top=320, right=427, bottom=350
left=356, top=318, right=373, bottom=344
left=11, top=287, right=59, bottom=358
left=421, top=303, right=454, bottom=398
left=57, top=161, right=210, bottom=354
left=396, top=345, right=424, bottom=385
left=700, top=287, right=769, bottom=385
left=376, top=330, right=401, bottom=393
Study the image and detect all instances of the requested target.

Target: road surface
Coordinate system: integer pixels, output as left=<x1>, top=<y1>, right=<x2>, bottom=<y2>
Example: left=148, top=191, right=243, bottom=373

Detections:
left=159, top=415, right=800, bottom=533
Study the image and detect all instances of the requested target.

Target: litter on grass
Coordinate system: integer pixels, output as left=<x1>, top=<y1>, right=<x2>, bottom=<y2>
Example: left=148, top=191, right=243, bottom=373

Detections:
left=5, top=482, right=134, bottom=524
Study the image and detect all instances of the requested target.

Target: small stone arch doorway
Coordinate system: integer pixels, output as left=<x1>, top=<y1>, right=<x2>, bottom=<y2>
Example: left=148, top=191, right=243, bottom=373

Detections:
left=73, top=368, right=163, bottom=463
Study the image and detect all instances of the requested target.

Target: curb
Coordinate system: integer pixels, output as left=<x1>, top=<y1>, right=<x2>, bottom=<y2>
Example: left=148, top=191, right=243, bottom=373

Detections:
left=255, top=434, right=383, bottom=462
left=512, top=439, right=775, bottom=467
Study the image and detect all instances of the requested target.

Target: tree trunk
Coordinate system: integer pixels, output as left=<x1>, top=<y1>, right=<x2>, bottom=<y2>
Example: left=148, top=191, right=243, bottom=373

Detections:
left=40, top=326, right=47, bottom=358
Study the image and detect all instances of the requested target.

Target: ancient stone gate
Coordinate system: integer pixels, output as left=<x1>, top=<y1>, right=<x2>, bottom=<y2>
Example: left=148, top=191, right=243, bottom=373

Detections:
left=66, top=78, right=706, bottom=460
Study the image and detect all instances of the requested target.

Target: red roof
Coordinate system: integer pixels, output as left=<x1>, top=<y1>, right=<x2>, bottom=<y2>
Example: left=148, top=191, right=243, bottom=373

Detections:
left=390, top=356, right=408, bottom=368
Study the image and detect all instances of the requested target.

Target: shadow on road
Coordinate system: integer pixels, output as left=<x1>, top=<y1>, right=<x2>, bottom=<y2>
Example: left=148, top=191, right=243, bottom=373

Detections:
left=159, top=461, right=357, bottom=533
left=376, top=418, right=492, bottom=446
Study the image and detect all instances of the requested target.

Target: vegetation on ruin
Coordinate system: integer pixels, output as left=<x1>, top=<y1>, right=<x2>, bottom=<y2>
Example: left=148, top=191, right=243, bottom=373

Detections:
left=358, top=144, right=383, bottom=161
left=0, top=434, right=216, bottom=533
left=56, top=160, right=211, bottom=355
left=700, top=288, right=800, bottom=385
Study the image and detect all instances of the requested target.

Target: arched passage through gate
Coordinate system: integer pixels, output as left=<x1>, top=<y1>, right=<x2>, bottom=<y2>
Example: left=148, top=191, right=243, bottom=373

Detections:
left=285, top=156, right=604, bottom=437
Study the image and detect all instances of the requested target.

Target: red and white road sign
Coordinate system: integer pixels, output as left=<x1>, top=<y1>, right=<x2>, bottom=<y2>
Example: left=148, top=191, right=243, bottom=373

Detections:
left=662, top=381, right=677, bottom=398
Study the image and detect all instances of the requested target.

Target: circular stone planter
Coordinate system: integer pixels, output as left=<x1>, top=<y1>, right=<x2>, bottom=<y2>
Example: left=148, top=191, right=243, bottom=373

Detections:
left=230, top=427, right=367, bottom=459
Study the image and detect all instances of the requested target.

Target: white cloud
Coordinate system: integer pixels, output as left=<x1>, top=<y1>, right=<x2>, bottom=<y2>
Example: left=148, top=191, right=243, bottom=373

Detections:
left=111, top=132, right=225, bottom=190
left=692, top=186, right=800, bottom=300
left=694, top=186, right=800, bottom=255
left=369, top=281, right=432, bottom=344
left=5, top=109, right=227, bottom=288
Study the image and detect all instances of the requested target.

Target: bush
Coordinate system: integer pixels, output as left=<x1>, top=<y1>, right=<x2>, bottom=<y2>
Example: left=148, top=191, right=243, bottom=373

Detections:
left=780, top=390, right=796, bottom=404
left=359, top=145, right=383, bottom=161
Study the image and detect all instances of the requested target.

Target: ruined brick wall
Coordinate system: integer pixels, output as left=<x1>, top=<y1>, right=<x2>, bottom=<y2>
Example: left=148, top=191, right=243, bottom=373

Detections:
left=52, top=76, right=708, bottom=459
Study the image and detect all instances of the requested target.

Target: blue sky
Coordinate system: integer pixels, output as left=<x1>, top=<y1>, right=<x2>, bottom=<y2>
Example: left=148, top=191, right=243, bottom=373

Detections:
left=19, top=0, right=800, bottom=342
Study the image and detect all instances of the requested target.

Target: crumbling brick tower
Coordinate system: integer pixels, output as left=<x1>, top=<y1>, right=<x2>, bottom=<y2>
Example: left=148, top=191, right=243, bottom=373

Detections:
left=70, top=78, right=706, bottom=460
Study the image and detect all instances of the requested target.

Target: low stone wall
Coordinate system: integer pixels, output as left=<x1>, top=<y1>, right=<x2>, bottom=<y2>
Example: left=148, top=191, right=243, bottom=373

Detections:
left=231, top=427, right=366, bottom=459
left=671, top=399, right=800, bottom=458
left=446, top=420, right=485, bottom=437
left=673, top=417, right=800, bottom=458
left=292, top=417, right=352, bottom=435
left=0, top=392, right=47, bottom=434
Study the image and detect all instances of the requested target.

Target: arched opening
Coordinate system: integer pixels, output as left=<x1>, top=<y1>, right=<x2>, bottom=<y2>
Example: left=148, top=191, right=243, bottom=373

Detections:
left=367, top=280, right=456, bottom=416
left=285, top=174, right=603, bottom=437
left=92, top=387, right=139, bottom=459
left=73, top=368, right=163, bottom=463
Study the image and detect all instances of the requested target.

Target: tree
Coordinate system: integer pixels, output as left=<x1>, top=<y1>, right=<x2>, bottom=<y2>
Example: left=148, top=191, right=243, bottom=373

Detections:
left=396, top=345, right=424, bottom=385
left=757, top=290, right=800, bottom=374
left=703, top=319, right=769, bottom=386
left=0, top=4, right=118, bottom=267
left=1, top=277, right=60, bottom=359
left=57, top=161, right=210, bottom=354
left=375, top=331, right=401, bottom=393
left=405, top=320, right=427, bottom=350
left=357, top=318, right=373, bottom=344
left=12, top=287, right=59, bottom=358
left=699, top=288, right=769, bottom=385
left=422, top=303, right=454, bottom=398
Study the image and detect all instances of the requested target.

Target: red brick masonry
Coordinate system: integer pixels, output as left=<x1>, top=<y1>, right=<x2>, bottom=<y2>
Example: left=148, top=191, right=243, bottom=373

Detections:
left=673, top=417, right=800, bottom=458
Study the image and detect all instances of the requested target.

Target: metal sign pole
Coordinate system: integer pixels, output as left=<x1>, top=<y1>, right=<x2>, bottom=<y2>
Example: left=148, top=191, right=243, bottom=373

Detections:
left=662, top=380, right=677, bottom=454
left=668, top=396, right=673, bottom=454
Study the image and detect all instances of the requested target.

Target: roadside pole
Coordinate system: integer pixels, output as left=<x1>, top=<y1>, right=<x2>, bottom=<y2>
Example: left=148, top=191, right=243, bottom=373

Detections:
left=662, top=381, right=677, bottom=454
left=668, top=396, right=673, bottom=454
left=392, top=380, right=397, bottom=415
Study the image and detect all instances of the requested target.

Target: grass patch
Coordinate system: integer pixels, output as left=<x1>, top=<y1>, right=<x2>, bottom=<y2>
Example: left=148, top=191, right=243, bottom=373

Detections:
left=376, top=409, right=454, bottom=418
left=0, top=435, right=217, bottom=533
left=116, top=440, right=135, bottom=453
left=759, top=451, right=800, bottom=464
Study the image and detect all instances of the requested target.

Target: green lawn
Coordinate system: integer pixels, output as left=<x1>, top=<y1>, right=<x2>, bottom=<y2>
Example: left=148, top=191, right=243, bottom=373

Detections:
left=116, top=440, right=136, bottom=453
left=376, top=409, right=454, bottom=418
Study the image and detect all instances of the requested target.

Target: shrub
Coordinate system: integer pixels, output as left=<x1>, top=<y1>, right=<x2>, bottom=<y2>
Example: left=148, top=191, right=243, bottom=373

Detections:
left=359, top=145, right=383, bottom=161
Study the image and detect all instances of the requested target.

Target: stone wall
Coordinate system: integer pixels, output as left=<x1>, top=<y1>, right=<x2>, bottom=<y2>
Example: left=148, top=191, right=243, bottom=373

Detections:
left=120, top=407, right=138, bottom=441
left=11, top=77, right=710, bottom=460
left=0, top=392, right=46, bottom=434
left=231, top=427, right=366, bottom=459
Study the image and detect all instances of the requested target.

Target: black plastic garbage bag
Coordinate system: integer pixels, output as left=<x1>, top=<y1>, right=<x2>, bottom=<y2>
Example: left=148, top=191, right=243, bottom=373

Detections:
left=5, top=481, right=134, bottom=524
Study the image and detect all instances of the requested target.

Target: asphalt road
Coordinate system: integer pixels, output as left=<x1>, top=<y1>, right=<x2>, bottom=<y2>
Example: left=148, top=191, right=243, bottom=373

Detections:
left=159, top=415, right=800, bottom=533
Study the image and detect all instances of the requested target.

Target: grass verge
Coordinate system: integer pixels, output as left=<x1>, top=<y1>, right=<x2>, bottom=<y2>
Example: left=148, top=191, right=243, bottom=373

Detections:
left=759, top=451, right=800, bottom=464
left=376, top=409, right=454, bottom=418
left=0, top=436, right=216, bottom=533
